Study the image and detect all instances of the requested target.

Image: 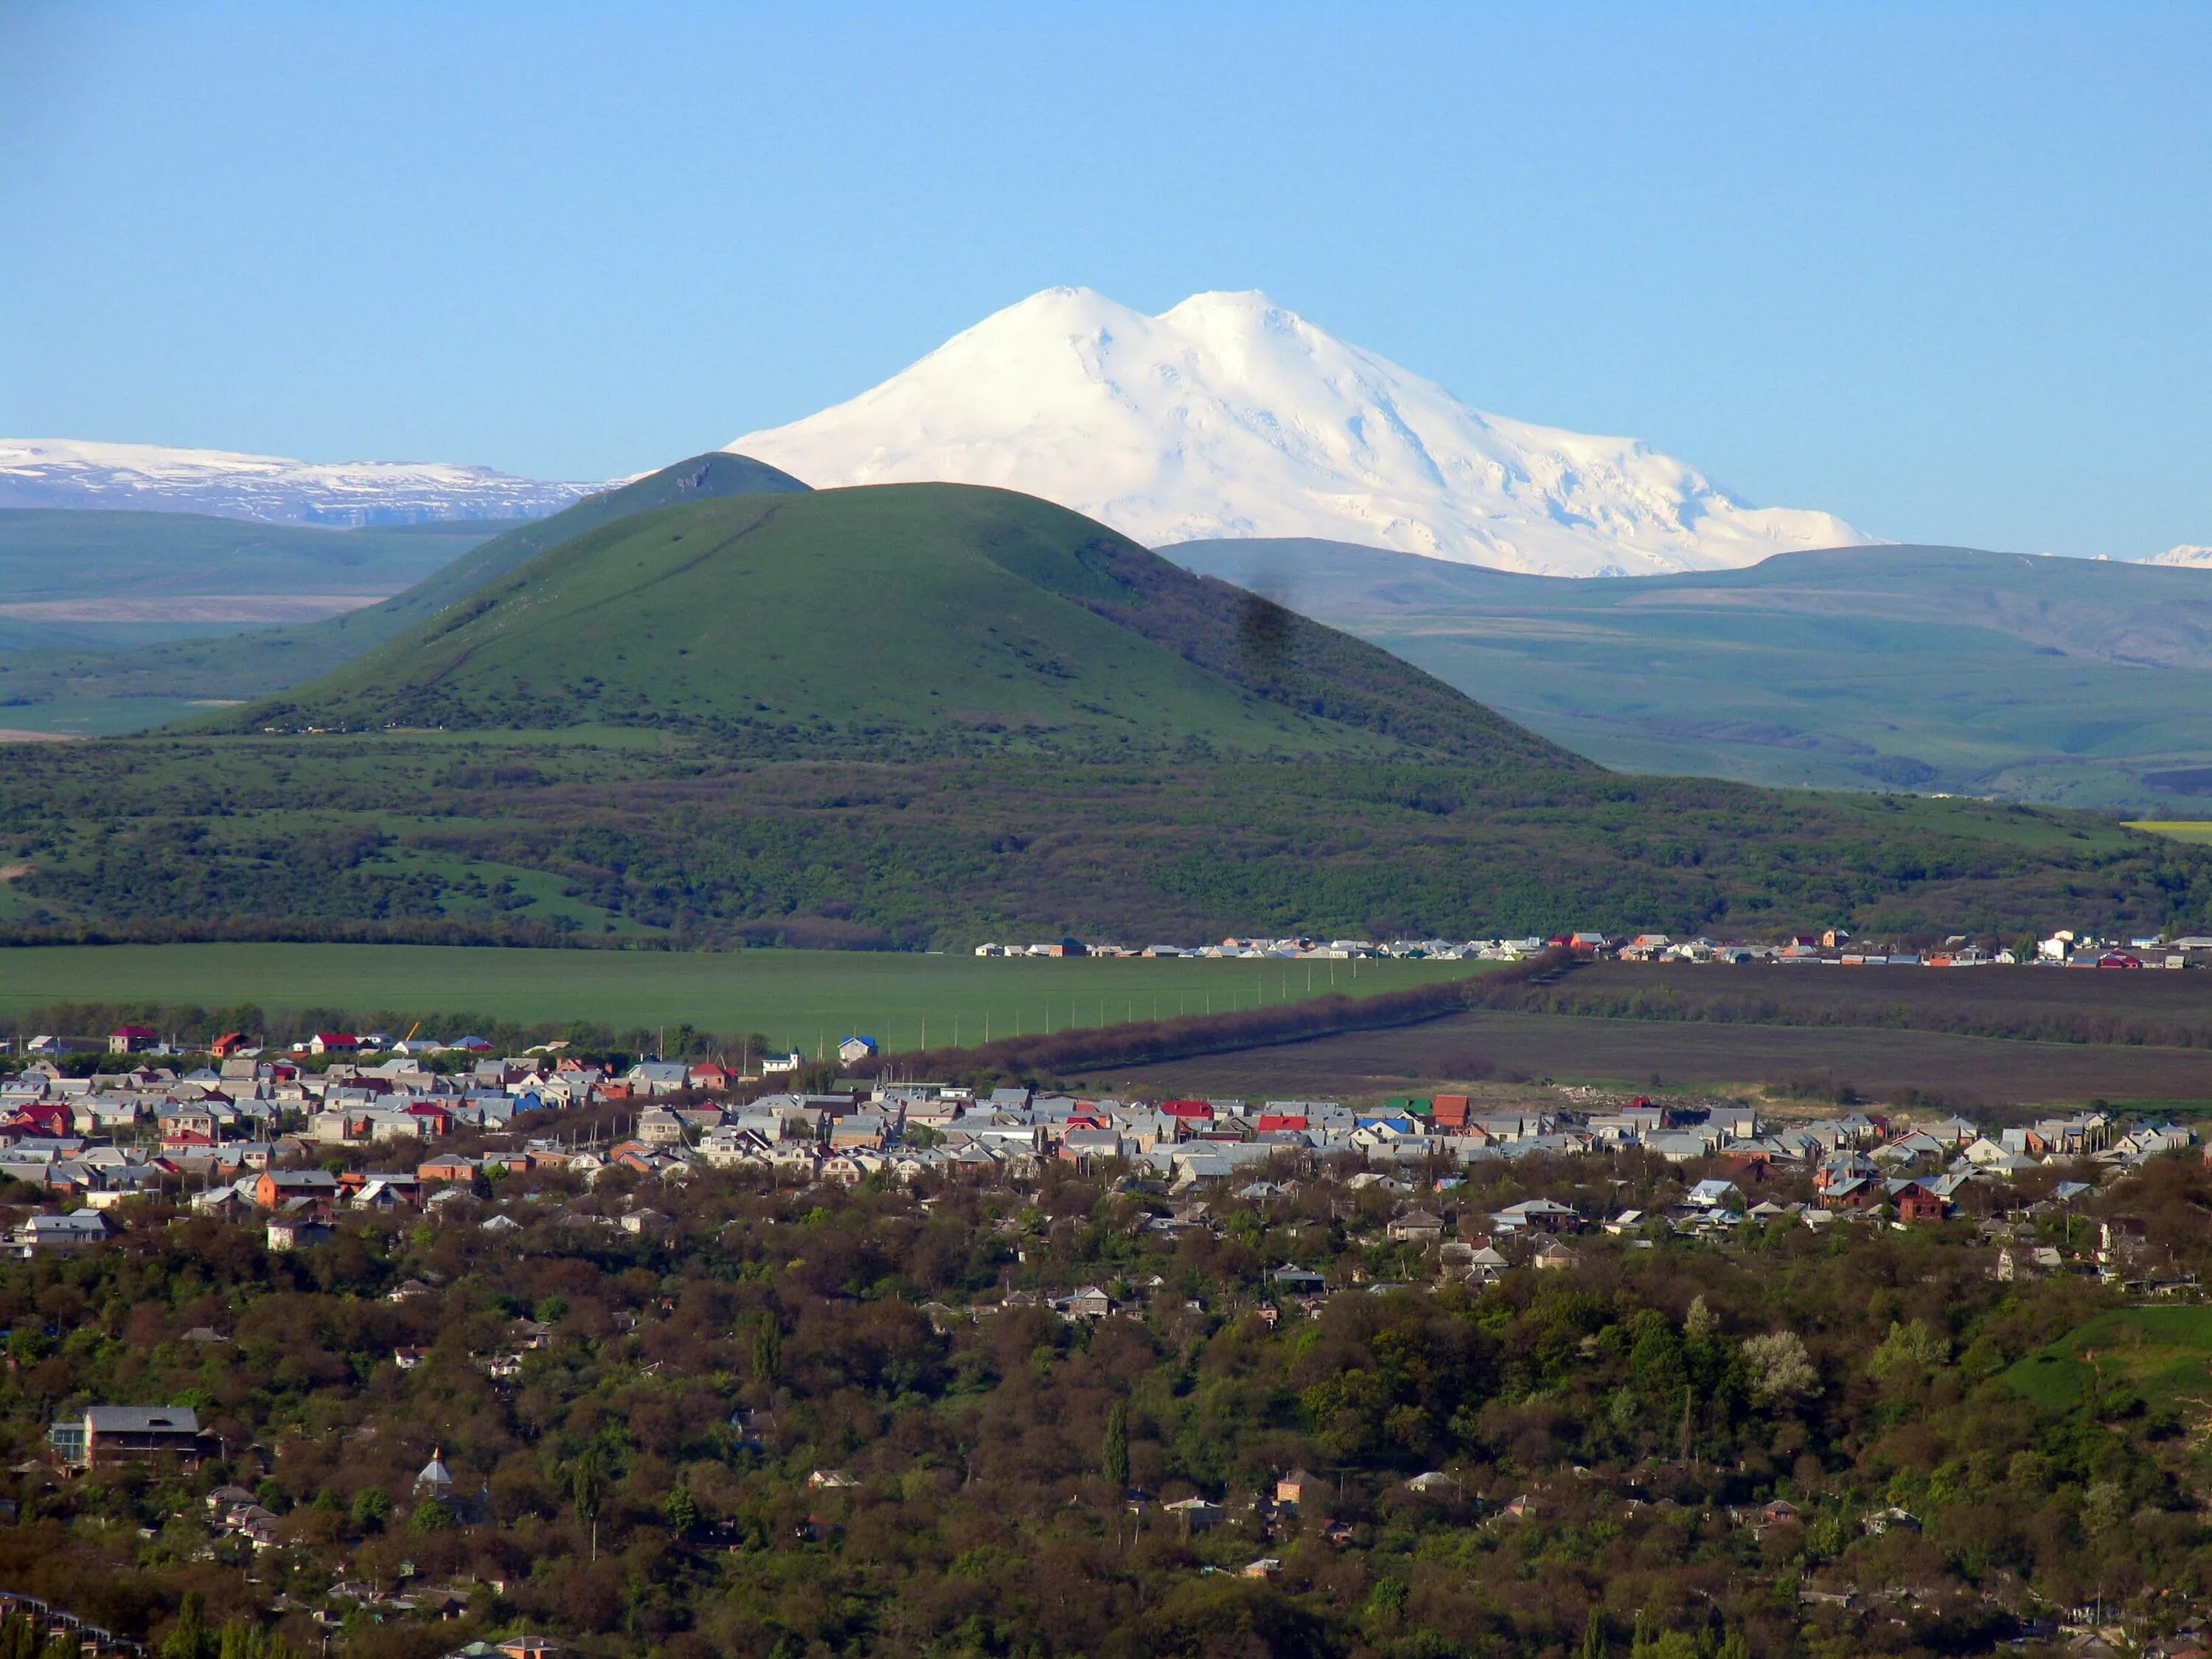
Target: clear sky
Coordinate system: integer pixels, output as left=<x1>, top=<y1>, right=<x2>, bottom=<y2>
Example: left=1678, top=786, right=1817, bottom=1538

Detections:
left=4, top=1, right=2208, bottom=557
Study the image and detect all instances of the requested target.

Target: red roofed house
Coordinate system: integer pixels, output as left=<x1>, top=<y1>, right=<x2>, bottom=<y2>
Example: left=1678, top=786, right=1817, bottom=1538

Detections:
left=1430, top=1094, right=1470, bottom=1130
left=254, top=1168, right=340, bottom=1210
left=108, top=1026, right=158, bottom=1055
left=1160, top=1099, right=1214, bottom=1121
left=1256, top=1114, right=1308, bottom=1134
left=406, top=1102, right=455, bottom=1137
left=210, top=1032, right=251, bottom=1058
left=308, top=1033, right=359, bottom=1055
left=10, top=1102, right=72, bottom=1139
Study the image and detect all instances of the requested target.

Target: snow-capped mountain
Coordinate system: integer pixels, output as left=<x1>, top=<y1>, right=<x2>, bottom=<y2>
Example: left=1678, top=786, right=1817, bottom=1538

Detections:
left=0, top=439, right=594, bottom=526
left=726, top=287, right=1868, bottom=577
left=2150, top=545, right=2212, bottom=569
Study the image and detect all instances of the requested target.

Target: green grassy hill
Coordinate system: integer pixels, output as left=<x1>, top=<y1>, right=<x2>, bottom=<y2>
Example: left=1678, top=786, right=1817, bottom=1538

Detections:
left=229, top=484, right=1579, bottom=765
left=1168, top=538, right=2212, bottom=810
left=7, top=496, right=2212, bottom=950
left=0, top=452, right=807, bottom=712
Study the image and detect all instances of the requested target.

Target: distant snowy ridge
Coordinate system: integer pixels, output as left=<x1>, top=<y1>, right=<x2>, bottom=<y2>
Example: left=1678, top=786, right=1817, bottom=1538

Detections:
left=727, top=287, right=1871, bottom=577
left=2150, top=544, right=2212, bottom=569
left=0, top=438, right=594, bottom=527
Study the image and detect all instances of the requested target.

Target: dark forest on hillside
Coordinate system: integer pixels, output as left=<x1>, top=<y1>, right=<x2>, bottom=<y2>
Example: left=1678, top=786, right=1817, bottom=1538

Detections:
left=4, top=737, right=2207, bottom=950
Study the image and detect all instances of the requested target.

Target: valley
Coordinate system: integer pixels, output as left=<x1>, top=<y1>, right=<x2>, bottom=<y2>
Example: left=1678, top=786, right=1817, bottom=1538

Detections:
left=1172, top=537, right=2212, bottom=811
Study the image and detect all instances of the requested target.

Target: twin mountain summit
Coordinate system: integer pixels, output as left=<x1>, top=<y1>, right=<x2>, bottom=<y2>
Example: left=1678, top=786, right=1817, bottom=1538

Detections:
left=4, top=290, right=2211, bottom=947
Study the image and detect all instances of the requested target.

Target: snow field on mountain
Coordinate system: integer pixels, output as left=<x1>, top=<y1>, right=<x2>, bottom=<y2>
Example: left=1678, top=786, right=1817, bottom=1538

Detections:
left=0, top=438, right=591, bottom=527
left=727, top=287, right=1870, bottom=577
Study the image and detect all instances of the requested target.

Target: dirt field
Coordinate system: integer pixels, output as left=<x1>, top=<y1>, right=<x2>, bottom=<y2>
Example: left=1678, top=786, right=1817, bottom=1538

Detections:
left=1517, top=960, right=2212, bottom=1031
left=1074, top=1007, right=2212, bottom=1110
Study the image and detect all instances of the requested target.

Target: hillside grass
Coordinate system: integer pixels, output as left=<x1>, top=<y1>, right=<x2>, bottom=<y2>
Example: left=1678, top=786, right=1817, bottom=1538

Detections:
left=229, top=484, right=1574, bottom=766
left=0, top=941, right=1478, bottom=1054
left=2004, top=1307, right=2212, bottom=1414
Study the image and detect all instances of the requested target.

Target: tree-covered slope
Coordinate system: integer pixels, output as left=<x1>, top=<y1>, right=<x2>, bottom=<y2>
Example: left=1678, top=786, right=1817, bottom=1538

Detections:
left=232, top=484, right=1582, bottom=766
left=4, top=731, right=2208, bottom=948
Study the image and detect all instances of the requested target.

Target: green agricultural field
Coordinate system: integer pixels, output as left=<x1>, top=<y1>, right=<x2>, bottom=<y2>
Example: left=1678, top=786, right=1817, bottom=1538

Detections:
left=2003, top=1307, right=2212, bottom=1413
left=2130, top=822, right=2212, bottom=844
left=0, top=941, right=1481, bottom=1055
left=0, top=695, right=243, bottom=738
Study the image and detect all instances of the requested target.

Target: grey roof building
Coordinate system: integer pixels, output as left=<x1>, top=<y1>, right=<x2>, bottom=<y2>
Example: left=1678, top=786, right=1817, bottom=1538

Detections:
left=49, top=1405, right=206, bottom=1467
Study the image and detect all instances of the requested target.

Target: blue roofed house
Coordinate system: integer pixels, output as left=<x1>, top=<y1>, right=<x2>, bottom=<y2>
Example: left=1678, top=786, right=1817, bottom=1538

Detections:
left=1685, top=1178, right=1744, bottom=1211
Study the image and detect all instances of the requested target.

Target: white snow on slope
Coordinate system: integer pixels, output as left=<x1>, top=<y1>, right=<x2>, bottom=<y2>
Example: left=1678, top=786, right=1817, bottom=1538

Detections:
left=727, top=287, right=1870, bottom=577
left=2150, top=544, right=2212, bottom=569
left=0, top=438, right=594, bottom=527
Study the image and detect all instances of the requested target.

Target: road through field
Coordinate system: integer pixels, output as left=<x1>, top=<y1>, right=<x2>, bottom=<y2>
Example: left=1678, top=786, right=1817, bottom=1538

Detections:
left=0, top=942, right=1481, bottom=1051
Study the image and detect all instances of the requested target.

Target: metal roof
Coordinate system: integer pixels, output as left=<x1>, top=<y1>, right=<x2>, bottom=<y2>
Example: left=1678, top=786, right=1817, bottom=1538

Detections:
left=81, top=1406, right=198, bottom=1433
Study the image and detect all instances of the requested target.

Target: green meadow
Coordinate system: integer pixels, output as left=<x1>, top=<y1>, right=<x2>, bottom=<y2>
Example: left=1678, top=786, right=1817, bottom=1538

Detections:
left=2003, top=1306, right=2212, bottom=1414
left=0, top=941, right=1484, bottom=1054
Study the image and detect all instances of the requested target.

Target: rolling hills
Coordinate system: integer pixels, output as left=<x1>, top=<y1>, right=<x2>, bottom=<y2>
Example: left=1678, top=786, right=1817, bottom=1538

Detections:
left=14, top=448, right=2212, bottom=821
left=229, top=482, right=1580, bottom=766
left=4, top=479, right=2211, bottom=949
left=0, top=509, right=504, bottom=608
left=0, top=452, right=809, bottom=716
left=1166, top=537, right=2212, bottom=810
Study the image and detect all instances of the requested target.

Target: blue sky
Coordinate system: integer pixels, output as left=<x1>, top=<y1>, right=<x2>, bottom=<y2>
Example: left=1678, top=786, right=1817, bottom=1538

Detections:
left=4, top=1, right=2209, bottom=557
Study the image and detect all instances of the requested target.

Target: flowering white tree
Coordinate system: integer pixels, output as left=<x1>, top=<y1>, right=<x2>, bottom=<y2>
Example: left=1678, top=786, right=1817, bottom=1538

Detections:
left=1742, top=1330, right=1820, bottom=1402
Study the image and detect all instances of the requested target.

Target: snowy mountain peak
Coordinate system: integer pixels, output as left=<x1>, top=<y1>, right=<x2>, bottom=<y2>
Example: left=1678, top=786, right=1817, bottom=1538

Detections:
left=726, top=288, right=1869, bottom=576
left=0, top=438, right=594, bottom=527
left=2150, top=544, right=2212, bottom=569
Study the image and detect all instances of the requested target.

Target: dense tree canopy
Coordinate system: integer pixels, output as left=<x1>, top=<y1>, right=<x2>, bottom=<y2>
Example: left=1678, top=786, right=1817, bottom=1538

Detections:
left=0, top=1141, right=2202, bottom=1659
